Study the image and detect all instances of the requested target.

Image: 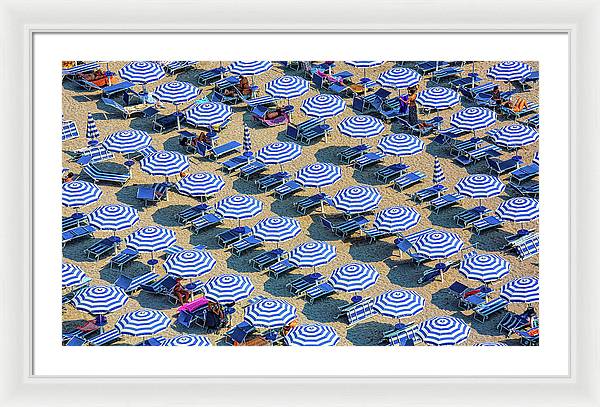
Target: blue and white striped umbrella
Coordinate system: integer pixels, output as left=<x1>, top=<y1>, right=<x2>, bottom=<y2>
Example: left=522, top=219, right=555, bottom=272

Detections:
left=115, top=309, right=171, bottom=336
left=88, top=204, right=139, bottom=232
left=418, top=316, right=471, bottom=346
left=490, top=124, right=539, bottom=149
left=289, top=241, right=336, bottom=268
left=459, top=253, right=511, bottom=283
left=475, top=342, right=507, bottom=346
left=243, top=124, right=252, bottom=157
left=176, top=172, right=225, bottom=197
left=103, top=130, right=151, bottom=153
left=62, top=263, right=86, bottom=288
left=412, top=230, right=464, bottom=259
left=416, top=87, right=461, bottom=109
left=125, top=226, right=177, bottom=254
left=152, top=81, right=200, bottom=105
left=118, top=61, right=165, bottom=85
left=450, top=107, right=496, bottom=131
left=185, top=102, right=233, bottom=128
left=163, top=249, right=216, bottom=279
left=252, top=217, right=301, bottom=243
left=244, top=298, right=297, bottom=329
left=337, top=115, right=385, bottom=139
left=72, top=285, right=128, bottom=315
left=373, top=289, right=425, bottom=318
left=332, top=185, right=382, bottom=214
left=203, top=274, right=254, bottom=304
left=285, top=324, right=340, bottom=346
left=256, top=142, right=302, bottom=165
left=86, top=112, right=100, bottom=141
left=377, top=133, right=424, bottom=157
left=228, top=61, right=273, bottom=76
left=500, top=277, right=539, bottom=303
left=487, top=61, right=533, bottom=82
left=455, top=174, right=505, bottom=199
left=433, top=157, right=445, bottom=185
left=215, top=195, right=263, bottom=222
left=163, top=334, right=211, bottom=346
left=373, top=206, right=421, bottom=233
left=296, top=163, right=342, bottom=189
left=300, top=94, right=346, bottom=119
left=345, top=61, right=385, bottom=68
left=265, top=75, right=309, bottom=100
left=140, top=150, right=190, bottom=177
left=533, top=151, right=539, bottom=165
left=62, top=181, right=102, bottom=208
left=496, top=197, right=539, bottom=222
left=329, top=262, right=379, bottom=292
left=377, top=68, right=421, bottom=89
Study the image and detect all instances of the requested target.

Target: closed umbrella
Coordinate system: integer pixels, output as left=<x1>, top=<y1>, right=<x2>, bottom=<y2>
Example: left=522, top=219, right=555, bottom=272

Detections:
left=243, top=123, right=253, bottom=158
left=433, top=157, right=445, bottom=186
left=86, top=112, right=100, bottom=145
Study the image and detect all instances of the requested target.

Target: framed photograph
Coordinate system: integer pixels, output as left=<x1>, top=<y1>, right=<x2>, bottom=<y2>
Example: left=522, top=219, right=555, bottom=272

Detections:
left=2, top=0, right=597, bottom=406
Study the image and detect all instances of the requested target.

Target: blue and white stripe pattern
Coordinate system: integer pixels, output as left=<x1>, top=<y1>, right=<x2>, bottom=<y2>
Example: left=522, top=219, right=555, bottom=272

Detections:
left=295, top=163, right=342, bottom=188
left=115, top=309, right=171, bottom=336
left=377, top=133, right=424, bottom=157
left=88, top=205, right=139, bottom=231
left=252, top=217, right=301, bottom=243
left=62, top=263, right=86, bottom=288
left=373, top=206, right=421, bottom=233
left=125, top=226, right=177, bottom=253
left=433, top=157, right=445, bottom=185
left=118, top=61, right=165, bottom=84
left=337, top=115, right=385, bottom=139
left=62, top=181, right=102, bottom=208
left=418, top=316, right=471, bottom=346
left=140, top=150, right=190, bottom=177
left=412, top=230, right=464, bottom=259
left=332, top=185, right=382, bottom=214
left=373, top=290, right=425, bottom=318
left=285, top=324, right=340, bottom=346
left=228, top=61, right=273, bottom=76
left=163, top=334, right=211, bottom=346
left=455, top=174, right=505, bottom=199
left=203, top=274, right=254, bottom=304
left=377, top=68, right=421, bottom=89
left=62, top=61, right=100, bottom=76
left=475, top=342, right=507, bottom=346
left=345, top=61, right=385, bottom=68
left=490, top=124, right=539, bottom=149
left=329, top=262, right=379, bottom=292
left=300, top=94, right=346, bottom=119
left=533, top=151, right=539, bottom=165
left=244, top=298, right=297, bottom=328
left=496, top=197, right=539, bottom=222
left=289, top=241, right=336, bottom=268
left=176, top=172, right=225, bottom=197
left=256, top=142, right=302, bottom=165
left=450, top=107, right=496, bottom=131
left=163, top=249, right=216, bottom=279
left=459, top=253, right=511, bottom=283
left=215, top=195, right=263, bottom=220
left=243, top=124, right=252, bottom=157
left=72, top=285, right=128, bottom=315
left=265, top=76, right=309, bottom=99
left=103, top=130, right=151, bottom=153
left=487, top=61, right=533, bottom=82
left=86, top=112, right=100, bottom=141
left=185, top=102, right=233, bottom=127
left=416, top=87, right=461, bottom=109
left=500, top=277, right=539, bottom=303
left=152, top=81, right=200, bottom=105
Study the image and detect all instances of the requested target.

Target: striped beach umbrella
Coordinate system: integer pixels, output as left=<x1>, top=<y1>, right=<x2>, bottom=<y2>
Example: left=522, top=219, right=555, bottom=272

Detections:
left=243, top=123, right=252, bottom=157
left=115, top=309, right=171, bottom=336
left=487, top=61, right=532, bottom=82
left=450, top=107, right=496, bottom=131
left=433, top=157, right=445, bottom=185
left=329, top=262, right=379, bottom=292
left=176, top=172, right=225, bottom=198
left=475, top=342, right=508, bottom=346
left=285, top=324, right=340, bottom=346
left=215, top=195, right=263, bottom=226
left=256, top=142, right=302, bottom=168
left=62, top=181, right=102, bottom=208
left=185, top=102, right=233, bottom=128
left=163, top=249, right=216, bottom=279
left=118, top=61, right=165, bottom=91
left=377, top=133, right=424, bottom=161
left=163, top=334, right=211, bottom=346
left=103, top=130, right=151, bottom=154
left=140, top=150, right=189, bottom=179
left=203, top=274, right=254, bottom=304
left=125, top=226, right=176, bottom=256
left=459, top=253, right=511, bottom=283
left=418, top=316, right=471, bottom=346
left=153, top=81, right=200, bottom=130
left=289, top=241, right=336, bottom=269
left=455, top=174, right=505, bottom=206
left=252, top=217, right=301, bottom=245
left=301, top=94, right=346, bottom=119
left=490, top=124, right=539, bottom=149
left=416, top=87, right=461, bottom=110
left=338, top=115, right=385, bottom=139
left=88, top=204, right=139, bottom=233
left=332, top=185, right=382, bottom=214
left=412, top=230, right=464, bottom=259
left=500, top=277, right=539, bottom=303
left=496, top=197, right=539, bottom=223
left=345, top=60, right=385, bottom=80
left=62, top=263, right=87, bottom=288
left=72, top=285, right=128, bottom=315
left=296, top=163, right=342, bottom=190
left=533, top=151, right=539, bottom=165
left=244, top=298, right=297, bottom=329
left=373, top=289, right=425, bottom=319
left=228, top=61, right=272, bottom=76
left=265, top=75, right=310, bottom=102
left=377, top=68, right=421, bottom=92
left=373, top=206, right=421, bottom=233
left=86, top=112, right=100, bottom=143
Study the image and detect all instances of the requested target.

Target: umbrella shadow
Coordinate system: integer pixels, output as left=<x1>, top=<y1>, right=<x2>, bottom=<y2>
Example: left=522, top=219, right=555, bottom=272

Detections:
left=263, top=273, right=302, bottom=298
left=115, top=185, right=144, bottom=209
left=351, top=168, right=382, bottom=186
left=385, top=259, right=423, bottom=288
left=430, top=287, right=460, bottom=312
left=302, top=297, right=347, bottom=323
left=231, top=177, right=261, bottom=195
left=468, top=229, right=511, bottom=252
left=152, top=205, right=187, bottom=227
left=133, top=291, right=177, bottom=311
left=427, top=207, right=463, bottom=229
left=163, top=135, right=185, bottom=152
left=62, top=238, right=102, bottom=263
left=225, top=252, right=256, bottom=273
left=189, top=227, right=228, bottom=250
left=346, top=321, right=393, bottom=346
left=269, top=199, right=303, bottom=218
left=348, top=240, right=392, bottom=263
left=314, top=145, right=346, bottom=164
left=306, top=216, right=338, bottom=242
left=174, top=70, right=199, bottom=84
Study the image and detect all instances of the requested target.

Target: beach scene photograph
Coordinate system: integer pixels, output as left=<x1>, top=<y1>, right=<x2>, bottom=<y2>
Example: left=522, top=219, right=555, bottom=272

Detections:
left=61, top=60, right=539, bottom=347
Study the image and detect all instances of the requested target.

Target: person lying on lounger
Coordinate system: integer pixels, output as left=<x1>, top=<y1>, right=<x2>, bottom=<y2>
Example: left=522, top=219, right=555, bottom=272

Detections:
left=173, top=279, right=191, bottom=304
left=62, top=172, right=74, bottom=183
left=265, top=108, right=285, bottom=120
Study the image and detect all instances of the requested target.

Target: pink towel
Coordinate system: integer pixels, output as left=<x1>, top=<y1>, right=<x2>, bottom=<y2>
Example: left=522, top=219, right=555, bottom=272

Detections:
left=178, top=297, right=208, bottom=313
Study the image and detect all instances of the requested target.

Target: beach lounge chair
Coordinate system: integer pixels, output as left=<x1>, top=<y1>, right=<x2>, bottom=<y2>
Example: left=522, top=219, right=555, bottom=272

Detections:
left=176, top=204, right=212, bottom=224
left=454, top=206, right=490, bottom=227
left=471, top=215, right=504, bottom=234
left=473, top=297, right=509, bottom=322
left=62, top=214, right=88, bottom=231
left=256, top=172, right=290, bottom=192
left=459, top=82, right=497, bottom=100
left=351, top=88, right=392, bottom=114
left=109, top=248, right=140, bottom=271
left=500, top=101, right=539, bottom=120
left=100, top=81, right=136, bottom=97
left=454, top=144, right=502, bottom=166
left=88, top=328, right=122, bottom=346
left=513, top=70, right=539, bottom=92
left=197, top=66, right=227, bottom=85
left=62, top=62, right=101, bottom=79
left=431, top=66, right=463, bottom=83
left=209, top=141, right=242, bottom=160
left=510, top=181, right=539, bottom=198
left=338, top=144, right=370, bottom=164
left=124, top=145, right=157, bottom=161
left=487, top=156, right=522, bottom=176
left=320, top=216, right=369, bottom=239
left=412, top=184, right=447, bottom=203
left=230, top=235, right=264, bottom=256
left=164, top=61, right=196, bottom=75
left=510, top=163, right=539, bottom=184
left=267, top=259, right=298, bottom=278
left=240, top=161, right=268, bottom=180
left=294, top=193, right=332, bottom=215
left=224, top=321, right=257, bottom=345
left=449, top=74, right=482, bottom=90
left=298, top=123, right=332, bottom=145
left=375, top=163, right=409, bottom=183
left=84, top=237, right=118, bottom=260
left=137, top=183, right=169, bottom=206
left=64, top=335, right=87, bottom=346
left=287, top=273, right=325, bottom=296
left=221, top=155, right=252, bottom=174
left=250, top=248, right=287, bottom=271
left=514, top=235, right=540, bottom=260
left=336, top=297, right=377, bottom=326
left=394, top=238, right=429, bottom=265
left=153, top=112, right=185, bottom=133
left=61, top=120, right=79, bottom=141
left=396, top=116, right=443, bottom=137
left=522, top=113, right=539, bottom=130
left=244, top=96, right=277, bottom=110
left=497, top=311, right=533, bottom=336
left=458, top=285, right=495, bottom=310
left=82, top=163, right=130, bottom=185
left=393, top=171, right=426, bottom=191
left=62, top=320, right=101, bottom=343
left=251, top=105, right=291, bottom=127
left=415, top=61, right=450, bottom=75
left=140, top=275, right=180, bottom=304
left=304, top=282, right=335, bottom=304
left=114, top=271, right=159, bottom=294
left=428, top=193, right=464, bottom=214
left=516, top=327, right=540, bottom=345
left=353, top=152, right=384, bottom=171
left=216, top=226, right=253, bottom=248
left=190, top=213, right=223, bottom=233
left=100, top=97, right=147, bottom=119
left=381, top=322, right=421, bottom=346
left=361, top=227, right=392, bottom=243
left=273, top=180, right=303, bottom=200
left=433, top=127, right=472, bottom=146
left=62, top=225, right=96, bottom=247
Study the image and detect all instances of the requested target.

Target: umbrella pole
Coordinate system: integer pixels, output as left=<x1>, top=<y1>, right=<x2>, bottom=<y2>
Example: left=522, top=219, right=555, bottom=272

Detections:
left=176, top=105, right=181, bottom=131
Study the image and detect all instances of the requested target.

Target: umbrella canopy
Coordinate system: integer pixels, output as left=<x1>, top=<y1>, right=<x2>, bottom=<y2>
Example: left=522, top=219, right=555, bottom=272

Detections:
left=228, top=61, right=273, bottom=76
left=203, top=274, right=254, bottom=304
left=256, top=142, right=302, bottom=165
left=416, top=87, right=461, bottom=110
left=185, top=102, right=233, bottom=128
left=88, top=204, right=139, bottom=232
left=285, top=323, right=340, bottom=346
left=412, top=230, right=464, bottom=259
left=418, top=316, right=471, bottom=346
left=103, top=130, right=151, bottom=154
left=455, top=174, right=505, bottom=199
left=487, top=61, right=532, bottom=82
left=62, top=263, right=87, bottom=288
left=152, top=81, right=200, bottom=105
left=450, top=107, right=496, bottom=131
left=345, top=61, right=385, bottom=68
left=115, top=309, right=171, bottom=336
left=300, top=94, right=346, bottom=119
left=329, top=262, right=379, bottom=292
left=244, top=298, right=297, bottom=328
left=377, top=68, right=421, bottom=89
left=475, top=342, right=508, bottom=346
left=496, top=197, right=539, bottom=222
left=533, top=151, right=539, bottom=165
left=140, top=150, right=189, bottom=177
left=215, top=195, right=263, bottom=221
left=86, top=112, right=100, bottom=141
left=118, top=61, right=165, bottom=85
left=289, top=241, right=336, bottom=268
left=72, top=285, right=128, bottom=315
left=373, top=289, right=425, bottom=318
left=500, top=277, right=539, bottom=303
left=252, top=217, right=301, bottom=243
left=176, top=172, right=225, bottom=197
left=265, top=75, right=310, bottom=100
left=332, top=185, right=382, bottom=214
left=377, top=133, right=424, bottom=157
left=373, top=206, right=421, bottom=233
left=162, top=334, right=211, bottom=346
left=295, top=163, right=342, bottom=189
left=125, top=226, right=176, bottom=254
left=459, top=253, right=511, bottom=283
left=243, top=124, right=252, bottom=157
left=62, top=181, right=102, bottom=208
left=337, top=115, right=385, bottom=139
left=433, top=157, right=445, bottom=185
left=490, top=124, right=539, bottom=149
left=163, top=249, right=216, bottom=279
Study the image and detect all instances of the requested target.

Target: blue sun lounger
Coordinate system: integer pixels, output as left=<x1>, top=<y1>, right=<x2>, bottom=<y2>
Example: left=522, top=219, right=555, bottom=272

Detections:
left=375, top=163, right=409, bottom=183
left=100, top=97, right=147, bottom=119
left=473, top=297, right=509, bottom=322
left=61, top=120, right=79, bottom=141
left=62, top=214, right=88, bottom=231
left=256, top=172, right=290, bottom=192
left=471, top=215, right=504, bottom=235
left=500, top=102, right=539, bottom=120
left=394, top=234, right=430, bottom=265
left=82, top=163, right=130, bottom=185
left=353, top=152, right=384, bottom=171
left=429, top=193, right=464, bottom=214
left=109, top=248, right=140, bottom=271
left=244, top=95, right=277, bottom=110
left=336, top=297, right=377, bottom=326
left=449, top=74, right=482, bottom=90
left=84, top=237, right=118, bottom=260
left=393, top=171, right=426, bottom=191
left=454, top=206, right=490, bottom=227
left=240, top=161, right=268, bottom=180
left=216, top=226, right=253, bottom=248
left=190, top=213, right=223, bottom=233
left=294, top=193, right=332, bottom=215
left=431, top=66, right=463, bottom=83
left=304, top=282, right=336, bottom=304
left=273, top=180, right=303, bottom=200
left=287, top=273, right=325, bottom=296
left=338, top=144, right=370, bottom=164
left=361, top=227, right=392, bottom=243
left=509, top=181, right=539, bottom=197
left=197, top=67, right=227, bottom=85
left=222, top=155, right=252, bottom=174
left=487, top=156, right=522, bottom=176
left=88, top=328, right=122, bottom=346
left=230, top=235, right=264, bottom=256
left=415, top=61, right=449, bottom=75
left=210, top=141, right=243, bottom=160
left=510, top=163, right=539, bottom=184
left=250, top=248, right=287, bottom=271
left=114, top=271, right=159, bottom=294
left=412, top=184, right=447, bottom=203
left=176, top=204, right=212, bottom=224
left=381, top=322, right=421, bottom=346
left=267, top=259, right=298, bottom=278
left=514, top=235, right=539, bottom=260
left=522, top=113, right=539, bottom=129
left=497, top=311, right=533, bottom=335
left=164, top=61, right=197, bottom=75
left=62, top=225, right=96, bottom=247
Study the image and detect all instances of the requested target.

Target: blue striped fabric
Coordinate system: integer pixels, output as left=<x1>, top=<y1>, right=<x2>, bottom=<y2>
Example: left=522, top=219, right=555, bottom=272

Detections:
left=450, top=107, right=496, bottom=131
left=377, top=68, right=421, bottom=89
left=118, top=61, right=165, bottom=84
left=433, top=157, right=445, bottom=185
left=345, top=61, right=384, bottom=68
left=455, top=174, right=505, bottom=198
left=228, top=61, right=272, bottom=76
left=62, top=120, right=79, bottom=141
left=337, top=115, right=385, bottom=139
left=125, top=226, right=177, bottom=253
left=215, top=195, right=263, bottom=220
left=162, top=334, right=211, bottom=346
left=243, top=124, right=252, bottom=156
left=176, top=172, right=225, bottom=197
left=163, top=249, right=216, bottom=279
left=295, top=163, right=342, bottom=189
left=289, top=241, right=336, bottom=268
left=185, top=102, right=233, bottom=127
left=377, top=133, right=424, bottom=157
left=412, top=230, right=464, bottom=259
left=329, top=262, right=379, bottom=292
left=300, top=94, right=346, bottom=119
left=496, top=197, right=539, bottom=222
left=103, top=130, right=151, bottom=153
left=140, top=150, right=190, bottom=177
left=244, top=298, right=297, bottom=328
left=256, top=142, right=302, bottom=165
left=115, top=309, right=171, bottom=336
left=459, top=253, right=511, bottom=283
left=88, top=204, right=139, bottom=231
left=62, top=181, right=102, bottom=208
left=475, top=342, right=507, bottom=346
left=62, top=62, right=100, bottom=76
left=416, top=87, right=460, bottom=109
left=373, top=206, right=421, bottom=233
left=500, top=277, right=539, bottom=303
left=72, top=285, right=128, bottom=315
left=418, top=316, right=471, bottom=346
left=285, top=323, right=340, bottom=346
left=86, top=112, right=100, bottom=141
left=203, top=274, right=254, bottom=304
left=533, top=151, right=539, bottom=165
left=252, top=217, right=301, bottom=242
left=332, top=185, right=382, bottom=214
left=373, top=289, right=425, bottom=318
left=489, top=124, right=539, bottom=149
left=487, top=61, right=532, bottom=81
left=265, top=75, right=309, bottom=99
left=62, top=263, right=87, bottom=288
left=152, top=81, right=200, bottom=105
